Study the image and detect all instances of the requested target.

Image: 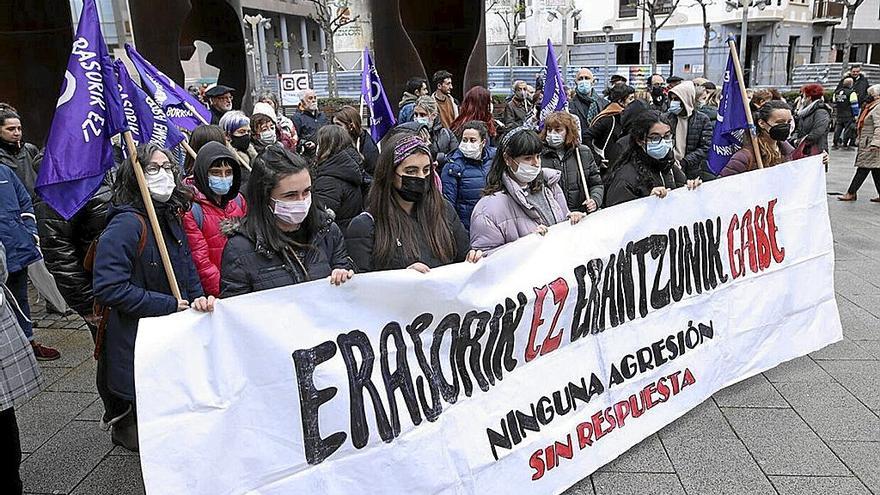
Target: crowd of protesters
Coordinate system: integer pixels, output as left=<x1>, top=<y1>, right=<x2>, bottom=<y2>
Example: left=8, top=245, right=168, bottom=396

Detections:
left=1, top=60, right=880, bottom=493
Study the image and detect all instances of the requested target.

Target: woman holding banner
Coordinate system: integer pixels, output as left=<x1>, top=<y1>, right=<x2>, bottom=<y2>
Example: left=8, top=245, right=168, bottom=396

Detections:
left=93, top=143, right=214, bottom=452
left=539, top=111, right=604, bottom=213
left=220, top=145, right=354, bottom=296
left=720, top=101, right=795, bottom=177
left=604, top=111, right=699, bottom=207
left=345, top=134, right=479, bottom=273
left=469, top=128, right=585, bottom=255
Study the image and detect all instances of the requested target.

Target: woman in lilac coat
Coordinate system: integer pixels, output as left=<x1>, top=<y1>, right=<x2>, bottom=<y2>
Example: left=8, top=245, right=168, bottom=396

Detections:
left=469, top=127, right=585, bottom=254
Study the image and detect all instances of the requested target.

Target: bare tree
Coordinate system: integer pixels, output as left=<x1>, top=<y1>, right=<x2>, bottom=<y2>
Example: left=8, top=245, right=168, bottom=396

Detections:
left=839, top=0, right=866, bottom=78
left=487, top=0, right=533, bottom=82
left=307, top=0, right=360, bottom=98
left=632, top=0, right=682, bottom=73
left=692, top=0, right=713, bottom=77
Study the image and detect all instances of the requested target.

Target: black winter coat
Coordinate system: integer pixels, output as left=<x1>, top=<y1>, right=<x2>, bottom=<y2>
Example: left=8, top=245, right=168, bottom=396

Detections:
left=540, top=144, right=604, bottom=213
left=796, top=101, right=832, bottom=153
left=664, top=110, right=714, bottom=181
left=220, top=210, right=353, bottom=297
left=313, top=147, right=365, bottom=231
left=35, top=174, right=112, bottom=316
left=0, top=141, right=39, bottom=198
left=604, top=148, right=687, bottom=207
left=292, top=109, right=330, bottom=142
left=357, top=130, right=379, bottom=176
left=345, top=201, right=470, bottom=272
left=569, top=92, right=609, bottom=142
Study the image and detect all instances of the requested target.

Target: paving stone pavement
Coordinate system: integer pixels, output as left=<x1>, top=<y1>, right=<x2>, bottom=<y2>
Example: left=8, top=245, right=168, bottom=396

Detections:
left=16, top=148, right=880, bottom=494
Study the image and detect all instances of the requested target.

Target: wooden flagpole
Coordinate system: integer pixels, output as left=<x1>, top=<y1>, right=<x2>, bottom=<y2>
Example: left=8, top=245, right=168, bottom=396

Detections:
left=121, top=131, right=182, bottom=300
left=727, top=38, right=764, bottom=169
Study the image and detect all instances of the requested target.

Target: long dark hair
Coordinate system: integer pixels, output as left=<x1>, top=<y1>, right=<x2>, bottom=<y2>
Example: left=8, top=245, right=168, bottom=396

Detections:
left=111, top=143, right=192, bottom=219
left=241, top=144, right=322, bottom=254
left=333, top=105, right=363, bottom=139
left=451, top=86, right=497, bottom=137
left=605, top=110, right=672, bottom=190
left=483, top=128, right=544, bottom=196
left=368, top=134, right=455, bottom=268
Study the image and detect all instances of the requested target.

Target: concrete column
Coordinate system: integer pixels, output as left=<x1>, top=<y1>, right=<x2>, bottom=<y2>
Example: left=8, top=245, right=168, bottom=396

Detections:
left=300, top=18, right=312, bottom=75
left=257, top=20, right=269, bottom=77
left=319, top=27, right=328, bottom=71
left=280, top=15, right=291, bottom=73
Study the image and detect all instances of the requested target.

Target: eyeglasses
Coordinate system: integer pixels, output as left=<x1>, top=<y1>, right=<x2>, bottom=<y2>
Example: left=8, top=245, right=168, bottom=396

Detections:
left=144, top=161, right=176, bottom=176
left=646, top=133, right=673, bottom=144
left=214, top=95, right=233, bottom=102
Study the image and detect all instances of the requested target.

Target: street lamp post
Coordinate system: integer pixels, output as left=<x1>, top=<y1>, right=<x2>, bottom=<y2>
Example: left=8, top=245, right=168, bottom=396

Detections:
left=603, top=24, right=614, bottom=91
left=726, top=0, right=769, bottom=85
left=244, top=14, right=272, bottom=94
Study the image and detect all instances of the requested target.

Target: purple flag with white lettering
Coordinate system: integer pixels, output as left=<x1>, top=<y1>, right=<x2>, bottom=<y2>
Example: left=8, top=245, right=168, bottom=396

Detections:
left=125, top=43, right=210, bottom=131
left=36, top=0, right=128, bottom=220
left=115, top=60, right=185, bottom=150
left=708, top=47, right=750, bottom=175
left=361, top=48, right=396, bottom=142
left=538, top=39, right=569, bottom=129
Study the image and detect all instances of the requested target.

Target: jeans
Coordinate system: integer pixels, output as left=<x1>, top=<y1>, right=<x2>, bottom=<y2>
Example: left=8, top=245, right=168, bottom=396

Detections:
left=847, top=168, right=880, bottom=196
left=5, top=270, right=32, bottom=341
left=0, top=407, right=23, bottom=495
left=833, top=120, right=851, bottom=146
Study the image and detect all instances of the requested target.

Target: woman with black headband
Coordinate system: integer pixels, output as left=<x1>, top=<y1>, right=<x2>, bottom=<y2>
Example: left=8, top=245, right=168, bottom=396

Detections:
left=345, top=134, right=481, bottom=273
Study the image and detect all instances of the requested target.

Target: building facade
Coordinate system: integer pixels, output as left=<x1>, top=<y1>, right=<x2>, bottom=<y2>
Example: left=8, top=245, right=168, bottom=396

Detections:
left=486, top=0, right=875, bottom=88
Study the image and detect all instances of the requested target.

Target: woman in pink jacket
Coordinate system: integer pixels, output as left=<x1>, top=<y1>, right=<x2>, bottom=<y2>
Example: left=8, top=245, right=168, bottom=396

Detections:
left=469, top=127, right=585, bottom=254
left=183, top=142, right=248, bottom=296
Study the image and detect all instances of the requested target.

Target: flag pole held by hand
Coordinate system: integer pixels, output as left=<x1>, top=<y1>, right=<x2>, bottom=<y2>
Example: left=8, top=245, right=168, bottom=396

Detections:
left=727, top=38, right=764, bottom=169
left=122, top=131, right=182, bottom=300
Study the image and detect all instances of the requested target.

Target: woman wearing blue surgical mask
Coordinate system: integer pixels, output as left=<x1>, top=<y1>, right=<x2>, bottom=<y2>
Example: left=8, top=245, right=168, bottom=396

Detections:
left=220, top=145, right=354, bottom=297
left=604, top=110, right=700, bottom=207
left=183, top=142, right=248, bottom=297
left=470, top=128, right=585, bottom=255
left=93, top=143, right=213, bottom=452
left=440, top=120, right=496, bottom=231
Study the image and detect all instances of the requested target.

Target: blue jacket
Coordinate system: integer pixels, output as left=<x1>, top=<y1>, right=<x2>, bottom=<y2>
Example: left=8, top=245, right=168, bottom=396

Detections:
left=0, top=164, right=40, bottom=273
left=441, top=146, right=496, bottom=231
left=93, top=203, right=204, bottom=400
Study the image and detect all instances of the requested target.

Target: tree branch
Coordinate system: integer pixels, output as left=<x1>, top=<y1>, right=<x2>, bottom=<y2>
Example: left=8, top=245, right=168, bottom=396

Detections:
left=330, top=14, right=360, bottom=34
left=656, top=0, right=682, bottom=30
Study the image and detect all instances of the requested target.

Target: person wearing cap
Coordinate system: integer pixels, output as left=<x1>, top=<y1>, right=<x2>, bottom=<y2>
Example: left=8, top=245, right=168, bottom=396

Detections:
left=205, top=85, right=235, bottom=125
left=569, top=68, right=609, bottom=143
left=253, top=102, right=297, bottom=152
left=666, top=75, right=683, bottom=89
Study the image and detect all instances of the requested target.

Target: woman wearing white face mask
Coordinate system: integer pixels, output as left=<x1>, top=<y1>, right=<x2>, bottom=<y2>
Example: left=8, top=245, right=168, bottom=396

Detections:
left=250, top=113, right=279, bottom=156
left=441, top=121, right=497, bottom=231
left=470, top=127, right=585, bottom=255
left=220, top=145, right=354, bottom=297
left=92, top=143, right=212, bottom=452
left=604, top=110, right=699, bottom=208
left=539, top=111, right=604, bottom=214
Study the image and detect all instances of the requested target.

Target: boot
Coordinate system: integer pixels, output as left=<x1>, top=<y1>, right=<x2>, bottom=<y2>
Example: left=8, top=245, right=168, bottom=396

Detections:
left=110, top=409, right=139, bottom=452
left=870, top=197, right=880, bottom=203
left=838, top=192, right=857, bottom=201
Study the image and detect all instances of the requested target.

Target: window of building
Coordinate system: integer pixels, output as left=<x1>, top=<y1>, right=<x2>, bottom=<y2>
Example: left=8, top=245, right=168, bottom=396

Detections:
left=811, top=36, right=823, bottom=63
left=619, top=0, right=637, bottom=18
left=786, top=36, right=799, bottom=85
left=617, top=42, right=640, bottom=64
left=870, top=44, right=880, bottom=64
left=654, top=40, right=673, bottom=64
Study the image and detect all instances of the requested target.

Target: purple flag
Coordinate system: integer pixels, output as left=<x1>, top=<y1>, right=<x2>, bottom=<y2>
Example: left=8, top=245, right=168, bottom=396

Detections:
left=36, top=0, right=128, bottom=220
left=115, top=60, right=185, bottom=150
left=708, top=46, right=750, bottom=175
left=361, top=48, right=396, bottom=142
left=538, top=39, right=569, bottom=129
left=125, top=43, right=210, bottom=131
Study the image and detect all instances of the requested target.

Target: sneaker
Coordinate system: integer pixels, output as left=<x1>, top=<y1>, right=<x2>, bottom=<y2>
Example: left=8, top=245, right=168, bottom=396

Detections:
left=100, top=404, right=133, bottom=431
left=31, top=341, right=61, bottom=361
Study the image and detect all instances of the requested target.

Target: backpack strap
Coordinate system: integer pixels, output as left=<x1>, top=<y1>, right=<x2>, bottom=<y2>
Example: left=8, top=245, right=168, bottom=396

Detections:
left=191, top=202, right=204, bottom=230
left=133, top=213, right=148, bottom=255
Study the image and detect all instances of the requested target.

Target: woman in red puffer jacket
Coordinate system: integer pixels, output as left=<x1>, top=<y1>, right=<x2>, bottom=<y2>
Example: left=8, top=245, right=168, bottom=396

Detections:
left=183, top=141, right=248, bottom=296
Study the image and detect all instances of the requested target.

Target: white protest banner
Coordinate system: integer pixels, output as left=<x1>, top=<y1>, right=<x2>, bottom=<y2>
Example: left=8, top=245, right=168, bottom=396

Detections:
left=136, top=155, right=841, bottom=494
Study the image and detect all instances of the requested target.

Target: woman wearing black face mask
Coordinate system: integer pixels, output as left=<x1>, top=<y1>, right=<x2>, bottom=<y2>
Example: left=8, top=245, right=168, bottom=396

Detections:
left=345, top=134, right=479, bottom=273
left=720, top=101, right=795, bottom=177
